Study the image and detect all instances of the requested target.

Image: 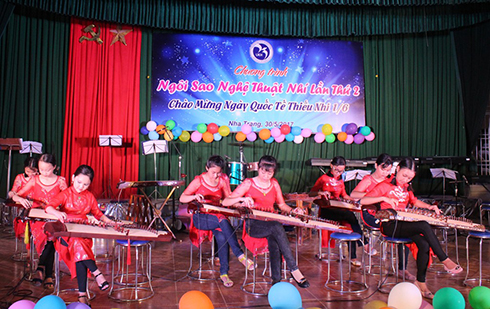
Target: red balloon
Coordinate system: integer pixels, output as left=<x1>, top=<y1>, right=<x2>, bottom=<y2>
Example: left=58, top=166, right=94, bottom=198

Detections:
left=207, top=123, right=219, bottom=134
left=280, top=124, right=291, bottom=135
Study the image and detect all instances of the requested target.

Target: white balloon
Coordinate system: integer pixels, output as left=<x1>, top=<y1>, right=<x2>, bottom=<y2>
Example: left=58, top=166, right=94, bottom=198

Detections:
left=293, top=135, right=304, bottom=144
left=146, top=120, right=157, bottom=131
left=387, top=282, right=422, bottom=309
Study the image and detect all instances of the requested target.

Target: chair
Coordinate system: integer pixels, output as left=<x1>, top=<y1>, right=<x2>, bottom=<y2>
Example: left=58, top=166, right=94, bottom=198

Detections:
left=464, top=230, right=490, bottom=287
left=378, top=236, right=412, bottom=293
left=363, top=225, right=381, bottom=276
left=53, top=250, right=94, bottom=302
left=187, top=218, right=219, bottom=281
left=241, top=221, right=270, bottom=296
left=480, top=202, right=490, bottom=226
left=109, top=240, right=153, bottom=302
left=325, top=232, right=367, bottom=293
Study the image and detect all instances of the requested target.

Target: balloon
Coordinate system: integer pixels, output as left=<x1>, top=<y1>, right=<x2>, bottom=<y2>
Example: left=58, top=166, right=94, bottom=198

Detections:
left=268, top=282, right=302, bottom=309
left=236, top=132, right=246, bottom=142
left=280, top=124, right=291, bottom=135
left=344, top=135, right=354, bottom=144
left=325, top=134, right=336, bottom=143
left=433, top=287, right=465, bottom=309
left=34, top=295, right=66, bottom=309
left=259, top=129, right=271, bottom=140
left=202, top=131, right=214, bottom=143
left=191, top=131, right=202, bottom=143
left=291, top=126, right=302, bottom=136
left=346, top=123, right=358, bottom=135
left=469, top=286, right=490, bottom=309
left=341, top=123, right=349, bottom=132
left=337, top=132, right=347, bottom=142
left=172, top=126, right=183, bottom=137
left=317, top=124, right=324, bottom=133
left=148, top=131, right=159, bottom=140
left=213, top=133, right=222, bottom=141
left=241, top=124, right=252, bottom=135
left=387, top=282, right=422, bottom=309
left=196, top=123, right=207, bottom=134
left=359, top=126, right=372, bottom=136
left=66, top=303, right=90, bottom=309
left=163, top=130, right=174, bottom=141
left=9, top=300, right=36, bottom=309
left=293, top=135, right=304, bottom=144
left=363, top=300, right=388, bottom=309
left=365, top=132, right=376, bottom=141
left=322, top=124, right=333, bottom=135
left=218, top=125, right=230, bottom=137
left=179, top=290, right=214, bottom=309
left=165, top=119, right=176, bottom=130
left=156, top=124, right=166, bottom=134
left=275, top=134, right=285, bottom=143
left=354, top=133, right=365, bottom=144
left=146, top=120, right=157, bottom=131
left=301, top=128, right=312, bottom=138
left=271, top=127, right=281, bottom=138
left=314, top=133, right=325, bottom=143
left=207, top=123, right=219, bottom=134
left=265, top=137, right=274, bottom=144
left=247, top=132, right=257, bottom=142
left=179, top=130, right=190, bottom=142
left=140, top=126, right=149, bottom=135
left=285, top=133, right=295, bottom=142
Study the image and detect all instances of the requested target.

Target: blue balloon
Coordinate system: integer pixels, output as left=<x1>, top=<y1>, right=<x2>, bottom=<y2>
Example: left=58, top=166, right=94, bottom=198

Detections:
left=317, top=124, right=324, bottom=133
left=34, top=295, right=66, bottom=309
left=148, top=131, right=159, bottom=140
left=341, top=123, right=349, bottom=133
left=268, top=282, right=302, bottom=309
left=291, top=126, right=301, bottom=136
left=213, top=133, right=222, bottom=141
left=265, top=136, right=274, bottom=144
left=172, top=126, right=183, bottom=137
left=285, top=133, right=294, bottom=142
left=140, top=126, right=149, bottom=135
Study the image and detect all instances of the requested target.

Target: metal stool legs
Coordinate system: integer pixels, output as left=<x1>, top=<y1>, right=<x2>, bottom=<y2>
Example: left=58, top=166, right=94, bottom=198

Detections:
left=464, top=231, right=490, bottom=287
left=188, top=237, right=219, bottom=281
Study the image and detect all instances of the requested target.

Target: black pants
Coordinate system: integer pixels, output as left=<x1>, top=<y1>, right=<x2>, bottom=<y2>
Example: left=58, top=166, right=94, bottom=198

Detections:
left=381, top=220, right=448, bottom=282
left=38, top=241, right=55, bottom=278
left=76, top=260, right=98, bottom=293
left=320, top=208, right=363, bottom=259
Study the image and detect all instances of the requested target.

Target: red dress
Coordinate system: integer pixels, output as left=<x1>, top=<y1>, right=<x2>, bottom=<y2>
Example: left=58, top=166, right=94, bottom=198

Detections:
left=18, top=175, right=67, bottom=254
left=11, top=174, right=32, bottom=238
left=365, top=181, right=418, bottom=211
left=311, top=173, right=349, bottom=207
left=49, top=187, right=105, bottom=278
left=182, top=173, right=229, bottom=247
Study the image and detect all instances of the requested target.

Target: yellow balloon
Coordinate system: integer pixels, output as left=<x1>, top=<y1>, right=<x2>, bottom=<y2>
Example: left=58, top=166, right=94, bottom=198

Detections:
left=322, top=124, right=333, bottom=135
left=163, top=130, right=174, bottom=141
left=218, top=125, right=230, bottom=137
left=179, top=130, right=190, bottom=142
left=363, top=300, right=388, bottom=309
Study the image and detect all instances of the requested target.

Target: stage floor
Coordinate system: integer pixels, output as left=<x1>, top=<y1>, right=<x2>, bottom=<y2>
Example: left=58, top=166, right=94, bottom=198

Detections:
left=0, top=226, right=488, bottom=309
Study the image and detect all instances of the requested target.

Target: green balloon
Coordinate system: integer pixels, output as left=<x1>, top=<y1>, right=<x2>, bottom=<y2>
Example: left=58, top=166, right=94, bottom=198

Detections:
left=469, top=286, right=490, bottom=309
left=197, top=123, right=207, bottom=133
left=433, top=287, right=465, bottom=309
left=325, top=134, right=336, bottom=143
left=165, top=119, right=176, bottom=130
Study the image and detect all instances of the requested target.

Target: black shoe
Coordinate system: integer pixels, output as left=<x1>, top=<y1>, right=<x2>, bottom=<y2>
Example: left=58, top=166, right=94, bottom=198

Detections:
left=95, top=273, right=109, bottom=291
left=271, top=279, right=281, bottom=285
left=78, top=295, right=92, bottom=308
left=291, top=275, right=310, bottom=288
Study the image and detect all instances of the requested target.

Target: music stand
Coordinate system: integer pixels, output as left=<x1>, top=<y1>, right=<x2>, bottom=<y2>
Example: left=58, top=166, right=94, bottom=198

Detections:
left=99, top=135, right=123, bottom=199
left=142, top=140, right=169, bottom=200
left=0, top=138, right=23, bottom=198
left=430, top=168, right=458, bottom=210
left=19, top=141, right=42, bottom=157
left=343, top=169, right=371, bottom=182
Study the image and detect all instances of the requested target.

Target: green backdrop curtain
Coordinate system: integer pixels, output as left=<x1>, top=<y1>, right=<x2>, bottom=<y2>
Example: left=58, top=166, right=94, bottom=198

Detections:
left=0, top=7, right=69, bottom=197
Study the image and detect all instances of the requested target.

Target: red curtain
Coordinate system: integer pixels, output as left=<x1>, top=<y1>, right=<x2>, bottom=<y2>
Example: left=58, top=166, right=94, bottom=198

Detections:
left=62, top=18, right=141, bottom=199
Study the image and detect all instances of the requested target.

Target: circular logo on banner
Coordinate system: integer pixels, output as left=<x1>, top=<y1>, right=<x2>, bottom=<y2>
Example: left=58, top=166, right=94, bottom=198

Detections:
left=249, top=40, right=273, bottom=63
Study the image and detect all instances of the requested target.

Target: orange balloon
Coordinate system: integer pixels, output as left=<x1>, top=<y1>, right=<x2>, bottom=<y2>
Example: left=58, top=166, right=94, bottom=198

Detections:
left=337, top=132, right=347, bottom=142
left=202, top=131, right=214, bottom=143
left=179, top=290, right=214, bottom=309
left=258, top=128, right=271, bottom=140
left=156, top=124, right=167, bottom=135
left=236, top=132, right=246, bottom=142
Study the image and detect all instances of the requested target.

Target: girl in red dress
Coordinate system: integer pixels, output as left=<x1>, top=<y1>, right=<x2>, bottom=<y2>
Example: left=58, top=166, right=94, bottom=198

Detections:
left=180, top=155, right=254, bottom=287
left=12, top=154, right=67, bottom=289
left=360, top=157, right=462, bottom=299
left=223, top=155, right=309, bottom=288
left=45, top=165, right=117, bottom=306
left=8, top=157, right=38, bottom=239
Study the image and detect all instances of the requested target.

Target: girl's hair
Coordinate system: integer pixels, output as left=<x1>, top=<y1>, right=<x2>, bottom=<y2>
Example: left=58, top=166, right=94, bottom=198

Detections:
left=258, top=155, right=277, bottom=172
left=24, top=157, right=38, bottom=170
left=391, top=157, right=417, bottom=190
left=39, top=153, right=57, bottom=166
left=376, top=153, right=393, bottom=169
left=206, top=155, right=226, bottom=170
left=74, top=165, right=95, bottom=182
left=331, top=156, right=346, bottom=166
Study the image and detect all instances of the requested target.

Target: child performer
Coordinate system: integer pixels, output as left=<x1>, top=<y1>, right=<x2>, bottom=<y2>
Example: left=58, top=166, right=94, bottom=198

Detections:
left=309, top=156, right=370, bottom=266
left=179, top=155, right=254, bottom=287
left=45, top=165, right=117, bottom=306
left=8, top=157, right=38, bottom=239
left=12, top=154, right=67, bottom=289
left=223, top=155, right=310, bottom=288
left=360, top=157, right=462, bottom=299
